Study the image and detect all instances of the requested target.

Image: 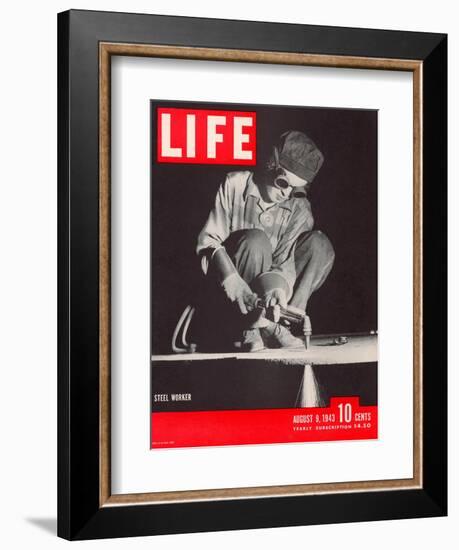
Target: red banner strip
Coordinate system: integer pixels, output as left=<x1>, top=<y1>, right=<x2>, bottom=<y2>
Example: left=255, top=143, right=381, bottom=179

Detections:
left=151, top=397, right=377, bottom=448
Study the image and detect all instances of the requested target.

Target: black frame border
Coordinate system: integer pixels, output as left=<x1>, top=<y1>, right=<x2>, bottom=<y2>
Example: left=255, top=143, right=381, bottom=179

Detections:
left=58, top=9, right=447, bottom=540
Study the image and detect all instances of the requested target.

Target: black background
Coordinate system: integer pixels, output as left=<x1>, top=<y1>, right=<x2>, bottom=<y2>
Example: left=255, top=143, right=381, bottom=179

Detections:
left=151, top=361, right=377, bottom=411
left=151, top=100, right=377, bottom=354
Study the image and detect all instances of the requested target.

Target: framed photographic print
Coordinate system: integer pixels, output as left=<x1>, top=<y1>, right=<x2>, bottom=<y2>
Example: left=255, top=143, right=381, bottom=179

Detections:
left=57, top=9, right=447, bottom=540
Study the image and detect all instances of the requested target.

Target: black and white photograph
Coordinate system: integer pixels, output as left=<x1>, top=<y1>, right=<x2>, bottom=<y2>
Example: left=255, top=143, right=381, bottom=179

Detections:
left=150, top=100, right=378, bottom=448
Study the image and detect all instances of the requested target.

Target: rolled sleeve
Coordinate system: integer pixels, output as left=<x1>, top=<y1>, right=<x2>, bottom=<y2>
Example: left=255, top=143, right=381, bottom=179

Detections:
left=196, top=176, right=233, bottom=273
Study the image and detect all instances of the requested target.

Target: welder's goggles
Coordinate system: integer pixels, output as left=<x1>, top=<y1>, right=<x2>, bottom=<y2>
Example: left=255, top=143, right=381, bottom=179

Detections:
left=272, top=147, right=308, bottom=197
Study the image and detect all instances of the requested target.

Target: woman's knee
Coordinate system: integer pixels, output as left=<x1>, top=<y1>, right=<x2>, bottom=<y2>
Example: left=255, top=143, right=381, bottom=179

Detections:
left=297, top=230, right=335, bottom=264
left=224, top=229, right=272, bottom=267
left=238, top=228, right=272, bottom=253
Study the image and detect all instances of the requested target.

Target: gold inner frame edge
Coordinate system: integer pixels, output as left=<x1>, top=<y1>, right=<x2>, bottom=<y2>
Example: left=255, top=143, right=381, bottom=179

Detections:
left=99, top=42, right=423, bottom=507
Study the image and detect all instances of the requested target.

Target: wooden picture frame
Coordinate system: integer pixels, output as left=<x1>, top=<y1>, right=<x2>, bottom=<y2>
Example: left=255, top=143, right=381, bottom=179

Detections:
left=58, top=9, right=447, bottom=540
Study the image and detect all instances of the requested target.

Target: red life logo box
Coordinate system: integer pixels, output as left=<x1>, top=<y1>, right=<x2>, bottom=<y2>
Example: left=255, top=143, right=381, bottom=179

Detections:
left=156, top=107, right=256, bottom=165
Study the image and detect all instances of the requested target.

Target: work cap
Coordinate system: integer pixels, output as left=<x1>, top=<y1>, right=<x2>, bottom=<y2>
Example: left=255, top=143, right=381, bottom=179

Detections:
left=278, top=130, right=324, bottom=183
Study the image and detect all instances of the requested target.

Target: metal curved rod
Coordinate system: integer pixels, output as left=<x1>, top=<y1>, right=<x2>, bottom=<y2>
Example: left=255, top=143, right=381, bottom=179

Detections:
left=171, top=305, right=196, bottom=353
left=181, top=307, right=195, bottom=348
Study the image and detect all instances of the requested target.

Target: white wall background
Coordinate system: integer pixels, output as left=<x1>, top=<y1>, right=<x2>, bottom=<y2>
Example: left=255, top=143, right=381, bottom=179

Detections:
left=0, top=1, right=455, bottom=548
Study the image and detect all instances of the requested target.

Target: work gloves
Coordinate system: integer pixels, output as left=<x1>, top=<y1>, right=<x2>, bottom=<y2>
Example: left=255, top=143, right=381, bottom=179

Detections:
left=210, top=246, right=288, bottom=316
left=221, top=272, right=258, bottom=315
left=261, top=287, right=287, bottom=310
left=211, top=247, right=258, bottom=315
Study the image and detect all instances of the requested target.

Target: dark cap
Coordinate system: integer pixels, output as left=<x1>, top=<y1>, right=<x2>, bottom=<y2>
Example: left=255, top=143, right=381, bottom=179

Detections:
left=277, top=131, right=324, bottom=183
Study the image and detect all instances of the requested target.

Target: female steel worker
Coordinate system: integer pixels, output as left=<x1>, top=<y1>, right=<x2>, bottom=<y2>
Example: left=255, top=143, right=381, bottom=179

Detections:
left=196, top=130, right=335, bottom=352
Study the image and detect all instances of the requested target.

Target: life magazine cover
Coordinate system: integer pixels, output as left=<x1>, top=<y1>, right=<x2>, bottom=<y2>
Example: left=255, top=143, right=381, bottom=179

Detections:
left=150, top=100, right=378, bottom=448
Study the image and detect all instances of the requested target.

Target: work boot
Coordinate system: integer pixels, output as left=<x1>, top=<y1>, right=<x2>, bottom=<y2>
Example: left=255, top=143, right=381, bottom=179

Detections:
left=235, top=328, right=265, bottom=352
left=260, top=320, right=305, bottom=350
